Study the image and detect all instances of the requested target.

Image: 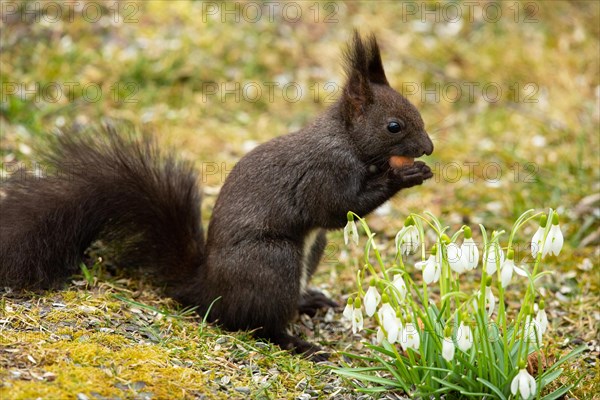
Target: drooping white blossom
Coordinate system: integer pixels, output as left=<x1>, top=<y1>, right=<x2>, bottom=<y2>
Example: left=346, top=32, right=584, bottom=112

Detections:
left=543, top=213, right=563, bottom=258
left=535, top=302, right=549, bottom=335
left=377, top=302, right=401, bottom=343
left=511, top=368, right=537, bottom=400
left=363, top=285, right=381, bottom=317
left=446, top=242, right=467, bottom=274
left=352, top=304, right=364, bottom=334
left=524, top=315, right=543, bottom=344
left=531, top=225, right=545, bottom=259
left=456, top=321, right=473, bottom=352
left=472, top=287, right=495, bottom=316
left=396, top=224, right=420, bottom=256
left=344, top=219, right=359, bottom=246
left=483, top=243, right=504, bottom=275
left=399, top=322, right=420, bottom=351
left=442, top=337, right=455, bottom=361
left=462, top=236, right=479, bottom=270
left=422, top=254, right=441, bottom=284
left=391, top=274, right=408, bottom=302
left=342, top=297, right=354, bottom=320
left=500, top=249, right=516, bottom=288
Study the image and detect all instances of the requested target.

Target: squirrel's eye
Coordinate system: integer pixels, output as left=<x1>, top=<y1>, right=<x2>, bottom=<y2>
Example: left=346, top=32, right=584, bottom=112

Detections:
left=387, top=120, right=405, bottom=133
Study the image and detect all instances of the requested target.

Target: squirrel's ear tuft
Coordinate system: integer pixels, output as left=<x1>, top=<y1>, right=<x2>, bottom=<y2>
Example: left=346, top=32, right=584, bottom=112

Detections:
left=340, top=30, right=389, bottom=124
left=366, top=33, right=389, bottom=85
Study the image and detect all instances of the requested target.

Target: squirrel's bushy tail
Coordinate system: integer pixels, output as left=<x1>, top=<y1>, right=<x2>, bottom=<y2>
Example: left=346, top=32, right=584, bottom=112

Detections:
left=0, top=124, right=205, bottom=293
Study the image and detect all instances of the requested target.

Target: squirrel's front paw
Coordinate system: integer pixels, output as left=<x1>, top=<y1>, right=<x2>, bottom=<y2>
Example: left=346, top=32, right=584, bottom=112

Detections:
left=392, top=161, right=433, bottom=187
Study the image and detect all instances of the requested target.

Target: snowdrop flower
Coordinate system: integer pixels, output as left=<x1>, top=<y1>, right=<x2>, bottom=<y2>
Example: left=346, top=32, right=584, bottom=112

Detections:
left=442, top=336, right=455, bottom=361
left=511, top=368, right=537, bottom=400
left=535, top=301, right=549, bottom=335
left=456, top=320, right=473, bottom=352
left=343, top=215, right=359, bottom=246
left=363, top=280, right=381, bottom=317
left=342, top=297, right=354, bottom=320
left=417, top=245, right=440, bottom=284
left=377, top=301, right=401, bottom=343
left=530, top=215, right=546, bottom=259
left=483, top=242, right=504, bottom=275
left=524, top=315, right=543, bottom=344
left=446, top=242, right=467, bottom=274
left=484, top=286, right=495, bottom=316
left=391, top=274, right=408, bottom=302
left=472, top=284, right=495, bottom=316
left=462, top=226, right=479, bottom=270
left=500, top=249, right=515, bottom=288
left=396, top=218, right=420, bottom=255
left=352, top=298, right=364, bottom=334
left=400, top=322, right=420, bottom=351
left=376, top=326, right=385, bottom=344
left=543, top=213, right=563, bottom=258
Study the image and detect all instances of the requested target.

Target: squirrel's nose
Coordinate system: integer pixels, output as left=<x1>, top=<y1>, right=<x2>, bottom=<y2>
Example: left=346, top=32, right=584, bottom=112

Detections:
left=421, top=132, right=434, bottom=156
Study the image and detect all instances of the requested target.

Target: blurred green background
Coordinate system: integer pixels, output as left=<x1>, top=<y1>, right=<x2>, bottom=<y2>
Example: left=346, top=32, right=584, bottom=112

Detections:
left=2, top=1, right=598, bottom=237
left=1, top=1, right=598, bottom=398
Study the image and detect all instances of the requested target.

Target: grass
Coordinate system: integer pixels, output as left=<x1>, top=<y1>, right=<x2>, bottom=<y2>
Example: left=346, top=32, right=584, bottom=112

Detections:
left=1, top=1, right=598, bottom=398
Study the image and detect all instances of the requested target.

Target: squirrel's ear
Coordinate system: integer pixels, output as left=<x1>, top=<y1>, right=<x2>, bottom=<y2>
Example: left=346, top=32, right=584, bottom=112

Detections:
left=341, top=70, right=372, bottom=122
left=341, top=30, right=375, bottom=122
left=340, top=31, right=391, bottom=123
left=366, top=34, right=389, bottom=86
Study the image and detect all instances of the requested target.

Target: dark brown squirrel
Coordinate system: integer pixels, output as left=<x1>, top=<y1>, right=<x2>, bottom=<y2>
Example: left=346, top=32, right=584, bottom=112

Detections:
left=0, top=31, right=433, bottom=360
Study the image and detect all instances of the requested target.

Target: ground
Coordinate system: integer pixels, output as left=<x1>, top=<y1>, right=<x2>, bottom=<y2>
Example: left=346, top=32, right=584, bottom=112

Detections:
left=1, top=1, right=598, bottom=399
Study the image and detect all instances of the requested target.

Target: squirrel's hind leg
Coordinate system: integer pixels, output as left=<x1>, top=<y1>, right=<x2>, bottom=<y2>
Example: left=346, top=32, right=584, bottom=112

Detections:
left=298, top=230, right=339, bottom=317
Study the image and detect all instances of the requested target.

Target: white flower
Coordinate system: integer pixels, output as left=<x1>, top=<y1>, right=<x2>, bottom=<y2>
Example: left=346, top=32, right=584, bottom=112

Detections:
left=343, top=219, right=359, bottom=246
left=342, top=298, right=354, bottom=320
left=524, top=316, right=543, bottom=344
left=352, top=306, right=364, bottom=334
left=531, top=225, right=545, bottom=259
left=363, top=285, right=381, bottom=317
left=483, top=286, right=495, bottom=316
left=462, top=237, right=479, bottom=270
left=535, top=307, right=549, bottom=335
left=391, top=274, right=408, bottom=302
left=456, top=321, right=473, bottom=352
left=447, top=243, right=467, bottom=274
left=472, top=287, right=495, bottom=316
left=484, top=243, right=504, bottom=275
left=511, top=368, right=537, bottom=399
left=442, top=337, right=455, bottom=361
left=500, top=258, right=515, bottom=288
left=376, top=326, right=385, bottom=344
left=400, top=322, right=420, bottom=351
left=419, top=254, right=441, bottom=284
left=396, top=225, right=420, bottom=256
left=378, top=303, right=401, bottom=343
left=543, top=220, right=563, bottom=258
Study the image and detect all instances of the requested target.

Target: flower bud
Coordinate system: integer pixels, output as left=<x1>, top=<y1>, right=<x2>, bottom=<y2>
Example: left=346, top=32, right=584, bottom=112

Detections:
left=347, top=212, right=354, bottom=222
left=464, top=226, right=472, bottom=239
left=441, top=234, right=450, bottom=245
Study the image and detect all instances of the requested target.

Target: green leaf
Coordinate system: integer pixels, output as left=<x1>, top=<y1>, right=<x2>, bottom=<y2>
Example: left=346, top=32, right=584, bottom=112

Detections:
left=477, top=377, right=508, bottom=400
left=540, top=368, right=563, bottom=388
left=333, top=368, right=402, bottom=387
left=431, top=376, right=464, bottom=392
left=540, top=384, right=574, bottom=400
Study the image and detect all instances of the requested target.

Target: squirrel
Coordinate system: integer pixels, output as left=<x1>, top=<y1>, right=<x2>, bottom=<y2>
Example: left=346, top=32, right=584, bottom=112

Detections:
left=0, top=31, right=433, bottom=360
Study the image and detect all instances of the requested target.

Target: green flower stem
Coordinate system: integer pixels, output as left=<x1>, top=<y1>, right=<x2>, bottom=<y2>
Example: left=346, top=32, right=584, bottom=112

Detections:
left=510, top=209, right=554, bottom=351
